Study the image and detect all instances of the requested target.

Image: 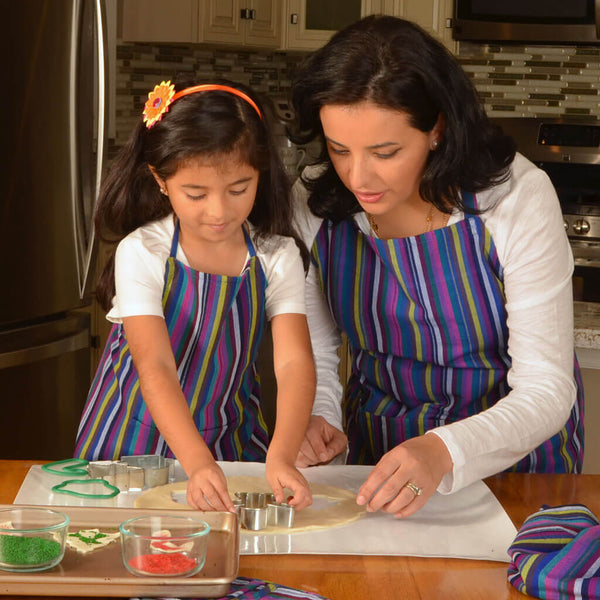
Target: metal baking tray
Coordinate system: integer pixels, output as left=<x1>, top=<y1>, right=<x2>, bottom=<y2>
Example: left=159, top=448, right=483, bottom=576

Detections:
left=0, top=504, right=238, bottom=597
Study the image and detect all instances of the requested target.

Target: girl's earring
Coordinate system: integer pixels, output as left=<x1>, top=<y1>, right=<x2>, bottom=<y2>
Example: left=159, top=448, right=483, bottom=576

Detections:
left=160, top=187, right=168, bottom=195
left=431, top=139, right=440, bottom=150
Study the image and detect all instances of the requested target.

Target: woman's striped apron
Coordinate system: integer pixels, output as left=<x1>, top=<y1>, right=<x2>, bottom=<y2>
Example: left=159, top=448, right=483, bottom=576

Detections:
left=75, top=223, right=270, bottom=461
left=311, top=201, right=583, bottom=472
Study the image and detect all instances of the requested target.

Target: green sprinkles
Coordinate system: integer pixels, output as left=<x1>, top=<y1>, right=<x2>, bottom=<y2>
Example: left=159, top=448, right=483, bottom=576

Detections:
left=0, top=535, right=61, bottom=565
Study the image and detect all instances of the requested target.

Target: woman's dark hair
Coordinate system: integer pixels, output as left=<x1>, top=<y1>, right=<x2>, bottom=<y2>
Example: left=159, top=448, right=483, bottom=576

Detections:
left=95, top=77, right=307, bottom=311
left=290, top=15, right=516, bottom=221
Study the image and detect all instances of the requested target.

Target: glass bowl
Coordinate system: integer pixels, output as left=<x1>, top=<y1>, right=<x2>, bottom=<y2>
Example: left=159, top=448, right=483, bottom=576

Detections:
left=119, top=514, right=210, bottom=577
left=0, top=507, right=69, bottom=572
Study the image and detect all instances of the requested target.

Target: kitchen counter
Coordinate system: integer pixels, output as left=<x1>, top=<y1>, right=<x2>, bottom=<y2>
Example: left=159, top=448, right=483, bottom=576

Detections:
left=1, top=460, right=599, bottom=600
left=574, top=301, right=600, bottom=369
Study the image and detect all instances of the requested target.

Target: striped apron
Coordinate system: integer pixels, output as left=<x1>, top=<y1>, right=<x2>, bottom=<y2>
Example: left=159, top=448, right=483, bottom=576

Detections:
left=311, top=200, right=583, bottom=472
left=75, top=223, right=269, bottom=462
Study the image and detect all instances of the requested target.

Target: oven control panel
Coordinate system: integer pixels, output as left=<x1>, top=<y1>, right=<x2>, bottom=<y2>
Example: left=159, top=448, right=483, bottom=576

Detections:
left=563, top=214, right=600, bottom=239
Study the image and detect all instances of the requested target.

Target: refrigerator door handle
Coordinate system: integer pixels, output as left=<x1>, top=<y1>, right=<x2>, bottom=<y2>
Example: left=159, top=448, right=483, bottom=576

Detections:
left=70, top=0, right=107, bottom=299
left=0, top=329, right=90, bottom=370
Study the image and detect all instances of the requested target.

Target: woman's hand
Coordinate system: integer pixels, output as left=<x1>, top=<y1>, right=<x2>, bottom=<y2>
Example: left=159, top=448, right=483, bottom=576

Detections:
left=295, top=415, right=348, bottom=467
left=265, top=457, right=313, bottom=510
left=356, top=433, right=452, bottom=518
left=186, top=461, right=235, bottom=512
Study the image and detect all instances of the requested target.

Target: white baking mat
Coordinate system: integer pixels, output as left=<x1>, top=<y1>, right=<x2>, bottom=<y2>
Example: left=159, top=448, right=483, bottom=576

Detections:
left=15, top=461, right=516, bottom=561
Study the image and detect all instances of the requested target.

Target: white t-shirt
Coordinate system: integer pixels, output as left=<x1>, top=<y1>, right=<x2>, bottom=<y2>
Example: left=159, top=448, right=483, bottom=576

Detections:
left=107, top=215, right=306, bottom=323
left=293, top=153, right=577, bottom=494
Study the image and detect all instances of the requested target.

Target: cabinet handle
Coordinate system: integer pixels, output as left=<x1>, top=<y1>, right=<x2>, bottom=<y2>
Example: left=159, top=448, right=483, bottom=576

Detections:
left=240, top=8, right=250, bottom=19
left=249, top=9, right=256, bottom=19
left=290, top=13, right=298, bottom=25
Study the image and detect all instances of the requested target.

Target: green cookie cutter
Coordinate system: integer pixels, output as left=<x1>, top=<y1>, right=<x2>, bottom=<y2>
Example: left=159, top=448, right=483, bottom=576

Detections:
left=51, top=478, right=120, bottom=499
left=42, top=458, right=90, bottom=477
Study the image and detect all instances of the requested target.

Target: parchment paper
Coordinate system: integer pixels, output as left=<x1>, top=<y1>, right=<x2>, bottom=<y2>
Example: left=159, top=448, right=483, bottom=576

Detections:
left=15, top=461, right=516, bottom=561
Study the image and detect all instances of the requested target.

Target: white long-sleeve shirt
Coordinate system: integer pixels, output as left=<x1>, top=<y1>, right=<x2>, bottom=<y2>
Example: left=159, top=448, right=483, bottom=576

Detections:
left=294, top=153, right=578, bottom=493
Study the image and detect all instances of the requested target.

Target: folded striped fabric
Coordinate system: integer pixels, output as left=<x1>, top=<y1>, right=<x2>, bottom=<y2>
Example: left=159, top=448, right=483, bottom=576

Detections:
left=507, top=504, right=600, bottom=599
left=133, top=576, right=331, bottom=600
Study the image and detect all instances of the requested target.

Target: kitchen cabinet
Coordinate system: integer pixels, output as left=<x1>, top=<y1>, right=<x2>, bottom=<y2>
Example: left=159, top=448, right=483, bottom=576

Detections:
left=120, top=0, right=280, bottom=48
left=284, top=0, right=387, bottom=51
left=120, top=0, right=200, bottom=43
left=202, top=0, right=281, bottom=48
left=380, top=0, right=456, bottom=52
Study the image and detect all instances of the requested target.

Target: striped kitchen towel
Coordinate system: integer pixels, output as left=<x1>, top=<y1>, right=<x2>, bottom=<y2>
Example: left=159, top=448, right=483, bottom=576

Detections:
left=507, top=504, right=600, bottom=599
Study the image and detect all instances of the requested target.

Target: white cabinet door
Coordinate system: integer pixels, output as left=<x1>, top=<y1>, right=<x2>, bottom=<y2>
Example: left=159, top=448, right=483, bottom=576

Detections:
left=381, top=0, right=456, bottom=51
left=202, top=0, right=281, bottom=47
left=245, top=0, right=281, bottom=47
left=121, top=0, right=200, bottom=43
left=284, top=0, right=385, bottom=51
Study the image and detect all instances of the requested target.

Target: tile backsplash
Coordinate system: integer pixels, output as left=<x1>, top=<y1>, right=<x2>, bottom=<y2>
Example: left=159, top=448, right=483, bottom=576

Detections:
left=457, top=42, right=600, bottom=120
left=112, top=43, right=306, bottom=156
left=111, top=40, right=600, bottom=158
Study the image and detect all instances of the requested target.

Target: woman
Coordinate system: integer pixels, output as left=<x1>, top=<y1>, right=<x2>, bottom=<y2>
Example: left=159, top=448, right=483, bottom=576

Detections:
left=290, top=15, right=583, bottom=518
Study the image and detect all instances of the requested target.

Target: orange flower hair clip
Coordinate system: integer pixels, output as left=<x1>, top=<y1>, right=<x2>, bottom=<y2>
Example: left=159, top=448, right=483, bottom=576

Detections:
left=142, top=81, right=262, bottom=129
left=143, top=80, right=176, bottom=128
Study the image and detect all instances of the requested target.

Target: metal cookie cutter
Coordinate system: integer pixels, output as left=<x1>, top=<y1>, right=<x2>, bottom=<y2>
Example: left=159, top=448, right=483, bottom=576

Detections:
left=233, top=492, right=295, bottom=531
left=87, top=460, right=144, bottom=492
left=120, top=454, right=175, bottom=488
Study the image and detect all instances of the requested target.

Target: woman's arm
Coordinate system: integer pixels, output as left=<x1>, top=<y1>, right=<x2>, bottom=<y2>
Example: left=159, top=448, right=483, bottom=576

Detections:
left=265, top=312, right=316, bottom=508
left=122, top=315, right=234, bottom=512
left=291, top=181, right=349, bottom=466
left=431, top=159, right=577, bottom=492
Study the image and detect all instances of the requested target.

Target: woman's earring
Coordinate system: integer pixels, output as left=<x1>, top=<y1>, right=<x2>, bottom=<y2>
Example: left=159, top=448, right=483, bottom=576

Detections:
left=432, top=139, right=440, bottom=150
left=160, top=187, right=168, bottom=195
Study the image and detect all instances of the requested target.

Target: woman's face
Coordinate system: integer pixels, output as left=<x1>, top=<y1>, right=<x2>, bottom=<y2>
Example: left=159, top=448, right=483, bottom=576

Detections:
left=319, top=102, right=440, bottom=216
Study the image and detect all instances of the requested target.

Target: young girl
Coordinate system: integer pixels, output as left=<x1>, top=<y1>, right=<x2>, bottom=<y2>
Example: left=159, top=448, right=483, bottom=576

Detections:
left=75, top=79, right=315, bottom=512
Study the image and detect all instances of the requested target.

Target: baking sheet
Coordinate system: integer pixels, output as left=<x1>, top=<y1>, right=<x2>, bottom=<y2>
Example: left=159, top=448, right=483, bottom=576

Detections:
left=0, top=504, right=238, bottom=597
left=15, top=461, right=517, bottom=562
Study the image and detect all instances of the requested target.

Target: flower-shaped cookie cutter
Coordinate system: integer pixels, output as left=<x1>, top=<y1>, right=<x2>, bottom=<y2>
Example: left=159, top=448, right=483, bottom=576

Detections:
left=233, top=492, right=295, bottom=531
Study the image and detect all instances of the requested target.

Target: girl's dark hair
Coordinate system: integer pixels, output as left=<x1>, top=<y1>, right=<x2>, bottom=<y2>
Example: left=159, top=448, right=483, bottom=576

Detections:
left=290, top=15, right=516, bottom=221
left=95, top=77, right=307, bottom=311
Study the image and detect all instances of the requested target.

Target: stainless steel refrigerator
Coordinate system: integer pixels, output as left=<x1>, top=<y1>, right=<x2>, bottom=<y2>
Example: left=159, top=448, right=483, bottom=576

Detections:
left=0, top=0, right=108, bottom=459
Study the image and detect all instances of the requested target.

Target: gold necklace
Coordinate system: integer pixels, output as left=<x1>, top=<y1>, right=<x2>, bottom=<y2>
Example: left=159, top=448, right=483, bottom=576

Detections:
left=367, top=204, right=443, bottom=237
left=367, top=212, right=378, bottom=234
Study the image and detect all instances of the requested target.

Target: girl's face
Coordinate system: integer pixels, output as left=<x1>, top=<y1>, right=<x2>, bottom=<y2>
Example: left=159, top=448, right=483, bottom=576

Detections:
left=153, top=156, right=259, bottom=245
left=319, top=102, right=441, bottom=216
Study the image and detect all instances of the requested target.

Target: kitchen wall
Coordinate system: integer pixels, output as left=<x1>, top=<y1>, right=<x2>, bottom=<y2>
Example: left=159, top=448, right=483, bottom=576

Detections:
left=457, top=42, right=600, bottom=120
left=110, top=43, right=307, bottom=159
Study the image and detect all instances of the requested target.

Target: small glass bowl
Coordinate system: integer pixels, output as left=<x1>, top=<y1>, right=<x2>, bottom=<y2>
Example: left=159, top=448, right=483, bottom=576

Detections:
left=0, top=507, right=69, bottom=572
left=119, top=515, right=210, bottom=578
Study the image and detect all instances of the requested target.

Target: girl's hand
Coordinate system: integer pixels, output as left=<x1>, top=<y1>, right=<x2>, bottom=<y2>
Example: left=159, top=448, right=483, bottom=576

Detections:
left=265, top=458, right=313, bottom=510
left=295, top=415, right=348, bottom=467
left=356, top=433, right=452, bottom=518
left=186, top=461, right=235, bottom=512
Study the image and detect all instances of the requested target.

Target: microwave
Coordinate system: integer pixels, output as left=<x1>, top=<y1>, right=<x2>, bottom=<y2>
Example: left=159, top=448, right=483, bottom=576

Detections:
left=453, top=0, right=600, bottom=44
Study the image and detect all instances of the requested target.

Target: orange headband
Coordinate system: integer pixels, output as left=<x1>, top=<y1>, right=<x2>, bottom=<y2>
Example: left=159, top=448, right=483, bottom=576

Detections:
left=142, top=81, right=262, bottom=128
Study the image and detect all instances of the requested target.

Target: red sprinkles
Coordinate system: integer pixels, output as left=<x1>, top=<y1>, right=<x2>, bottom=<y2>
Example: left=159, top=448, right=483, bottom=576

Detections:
left=129, top=552, right=196, bottom=574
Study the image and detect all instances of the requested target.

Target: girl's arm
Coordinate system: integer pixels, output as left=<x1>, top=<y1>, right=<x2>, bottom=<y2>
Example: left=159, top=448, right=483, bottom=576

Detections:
left=122, top=315, right=235, bottom=512
left=265, top=312, right=316, bottom=509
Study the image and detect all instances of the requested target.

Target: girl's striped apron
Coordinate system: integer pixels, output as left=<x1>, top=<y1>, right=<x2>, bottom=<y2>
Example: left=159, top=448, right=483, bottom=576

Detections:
left=75, top=223, right=269, bottom=462
left=311, top=200, right=583, bottom=472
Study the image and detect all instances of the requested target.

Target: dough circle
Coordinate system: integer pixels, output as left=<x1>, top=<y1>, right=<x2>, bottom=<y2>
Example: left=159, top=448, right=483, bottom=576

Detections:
left=135, top=475, right=366, bottom=534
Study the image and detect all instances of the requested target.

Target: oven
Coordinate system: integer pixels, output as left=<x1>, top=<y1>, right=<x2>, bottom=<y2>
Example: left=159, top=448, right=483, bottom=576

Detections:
left=492, top=118, right=600, bottom=303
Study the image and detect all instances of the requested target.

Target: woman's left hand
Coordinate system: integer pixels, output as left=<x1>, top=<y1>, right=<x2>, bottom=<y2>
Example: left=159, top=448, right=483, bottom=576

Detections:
left=265, top=458, right=313, bottom=510
left=356, top=433, right=452, bottom=518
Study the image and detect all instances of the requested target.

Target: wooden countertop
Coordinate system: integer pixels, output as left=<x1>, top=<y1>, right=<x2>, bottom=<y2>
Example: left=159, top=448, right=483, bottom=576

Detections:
left=1, top=460, right=599, bottom=599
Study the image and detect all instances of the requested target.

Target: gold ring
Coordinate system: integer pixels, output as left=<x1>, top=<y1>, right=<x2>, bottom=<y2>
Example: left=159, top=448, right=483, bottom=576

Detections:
left=405, top=482, right=423, bottom=497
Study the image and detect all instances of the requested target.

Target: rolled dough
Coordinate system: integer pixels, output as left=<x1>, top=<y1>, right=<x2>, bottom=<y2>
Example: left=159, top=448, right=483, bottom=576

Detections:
left=134, top=475, right=366, bottom=533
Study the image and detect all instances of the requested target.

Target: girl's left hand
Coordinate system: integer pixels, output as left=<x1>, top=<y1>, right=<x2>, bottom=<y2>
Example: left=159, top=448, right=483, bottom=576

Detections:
left=265, top=458, right=313, bottom=510
left=356, top=433, right=452, bottom=518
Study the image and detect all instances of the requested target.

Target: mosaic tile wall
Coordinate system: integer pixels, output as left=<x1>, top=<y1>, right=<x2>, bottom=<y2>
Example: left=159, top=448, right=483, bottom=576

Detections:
left=110, top=40, right=600, bottom=158
left=457, top=42, right=600, bottom=120
left=111, top=43, right=306, bottom=157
